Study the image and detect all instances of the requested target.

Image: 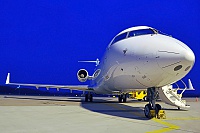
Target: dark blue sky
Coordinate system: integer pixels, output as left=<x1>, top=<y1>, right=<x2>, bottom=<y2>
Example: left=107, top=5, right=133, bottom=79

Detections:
left=0, top=1, right=199, bottom=94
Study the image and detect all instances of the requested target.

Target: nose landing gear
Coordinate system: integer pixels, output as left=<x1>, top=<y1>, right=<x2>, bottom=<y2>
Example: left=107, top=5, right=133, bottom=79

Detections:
left=118, top=93, right=128, bottom=103
left=144, top=87, right=166, bottom=119
left=85, top=92, right=93, bottom=102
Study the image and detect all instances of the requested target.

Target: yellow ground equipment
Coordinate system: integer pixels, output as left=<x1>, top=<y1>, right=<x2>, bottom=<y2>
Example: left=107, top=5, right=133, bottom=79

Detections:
left=157, top=110, right=166, bottom=119
left=148, top=110, right=166, bottom=119
left=129, top=90, right=147, bottom=101
left=149, top=110, right=156, bottom=118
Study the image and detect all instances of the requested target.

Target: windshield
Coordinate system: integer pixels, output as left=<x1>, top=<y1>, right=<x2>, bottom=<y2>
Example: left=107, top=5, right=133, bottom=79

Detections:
left=111, top=29, right=156, bottom=45
left=111, top=32, right=127, bottom=45
left=128, top=29, right=155, bottom=37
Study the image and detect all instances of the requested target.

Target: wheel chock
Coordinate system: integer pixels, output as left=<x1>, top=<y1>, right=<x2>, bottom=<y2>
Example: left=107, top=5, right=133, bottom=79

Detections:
left=157, top=110, right=166, bottom=119
left=149, top=110, right=156, bottom=118
left=148, top=110, right=166, bottom=119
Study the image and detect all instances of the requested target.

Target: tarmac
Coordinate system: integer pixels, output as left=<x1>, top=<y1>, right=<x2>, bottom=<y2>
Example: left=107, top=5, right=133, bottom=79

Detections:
left=0, top=95, right=200, bottom=133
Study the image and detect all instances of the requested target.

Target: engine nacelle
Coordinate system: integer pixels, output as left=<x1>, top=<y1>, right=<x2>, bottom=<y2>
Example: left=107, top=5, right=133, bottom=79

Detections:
left=77, top=69, right=89, bottom=82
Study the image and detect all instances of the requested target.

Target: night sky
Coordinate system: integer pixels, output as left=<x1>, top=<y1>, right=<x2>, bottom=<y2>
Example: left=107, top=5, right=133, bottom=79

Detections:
left=0, top=1, right=199, bottom=94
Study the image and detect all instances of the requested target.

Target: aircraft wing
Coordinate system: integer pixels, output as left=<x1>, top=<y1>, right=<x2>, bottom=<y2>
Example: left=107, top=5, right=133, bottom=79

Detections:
left=5, top=73, right=93, bottom=91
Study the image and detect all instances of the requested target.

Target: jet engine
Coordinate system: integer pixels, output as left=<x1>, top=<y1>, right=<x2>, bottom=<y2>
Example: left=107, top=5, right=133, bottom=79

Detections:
left=77, top=69, right=89, bottom=82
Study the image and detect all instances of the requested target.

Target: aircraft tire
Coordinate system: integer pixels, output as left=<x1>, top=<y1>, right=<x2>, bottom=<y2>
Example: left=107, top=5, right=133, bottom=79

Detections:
left=144, top=104, right=152, bottom=118
left=155, top=104, right=161, bottom=110
left=118, top=95, right=122, bottom=103
left=85, top=94, right=88, bottom=102
left=155, top=104, right=161, bottom=115
left=89, top=94, right=93, bottom=102
left=122, top=94, right=127, bottom=103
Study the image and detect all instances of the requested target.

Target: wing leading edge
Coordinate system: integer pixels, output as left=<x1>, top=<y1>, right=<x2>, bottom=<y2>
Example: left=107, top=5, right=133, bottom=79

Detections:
left=6, top=73, right=93, bottom=91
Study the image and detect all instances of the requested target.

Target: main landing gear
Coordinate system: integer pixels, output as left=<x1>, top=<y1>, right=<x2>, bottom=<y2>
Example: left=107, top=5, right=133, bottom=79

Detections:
left=144, top=87, right=166, bottom=119
left=85, top=92, right=93, bottom=102
left=118, top=93, right=128, bottom=103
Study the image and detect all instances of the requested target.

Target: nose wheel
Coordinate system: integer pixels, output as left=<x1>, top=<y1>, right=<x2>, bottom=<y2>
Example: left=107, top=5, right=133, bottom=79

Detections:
left=144, top=87, right=165, bottom=119
left=144, top=104, right=152, bottom=118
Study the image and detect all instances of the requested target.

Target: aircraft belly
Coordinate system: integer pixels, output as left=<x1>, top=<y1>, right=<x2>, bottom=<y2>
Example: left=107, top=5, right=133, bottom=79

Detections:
left=101, top=54, right=168, bottom=90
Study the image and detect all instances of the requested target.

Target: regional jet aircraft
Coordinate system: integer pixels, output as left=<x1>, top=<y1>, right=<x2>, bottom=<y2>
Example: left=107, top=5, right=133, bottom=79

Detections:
left=6, top=26, right=195, bottom=118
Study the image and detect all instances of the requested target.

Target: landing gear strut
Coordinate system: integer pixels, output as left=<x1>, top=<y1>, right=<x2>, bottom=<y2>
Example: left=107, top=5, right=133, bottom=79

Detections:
left=85, top=92, right=93, bottom=102
left=118, top=93, right=128, bottom=103
left=144, top=87, right=163, bottom=119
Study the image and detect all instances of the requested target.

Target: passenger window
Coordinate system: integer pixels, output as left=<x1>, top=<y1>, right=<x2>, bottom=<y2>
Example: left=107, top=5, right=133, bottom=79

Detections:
left=111, top=32, right=127, bottom=45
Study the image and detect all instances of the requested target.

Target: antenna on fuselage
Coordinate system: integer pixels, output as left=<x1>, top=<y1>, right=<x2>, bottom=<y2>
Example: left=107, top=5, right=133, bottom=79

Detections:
left=78, top=58, right=100, bottom=66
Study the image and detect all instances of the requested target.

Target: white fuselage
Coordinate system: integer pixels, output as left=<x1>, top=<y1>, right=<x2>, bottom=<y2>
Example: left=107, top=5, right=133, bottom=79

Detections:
left=91, top=26, right=195, bottom=94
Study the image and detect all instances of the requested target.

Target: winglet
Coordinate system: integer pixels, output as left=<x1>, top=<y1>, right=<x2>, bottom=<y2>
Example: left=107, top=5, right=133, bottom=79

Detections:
left=188, top=79, right=194, bottom=90
left=6, top=73, right=10, bottom=84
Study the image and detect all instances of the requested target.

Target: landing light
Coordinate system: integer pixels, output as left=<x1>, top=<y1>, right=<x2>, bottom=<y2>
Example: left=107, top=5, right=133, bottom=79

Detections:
left=174, top=65, right=182, bottom=71
left=185, top=66, right=191, bottom=71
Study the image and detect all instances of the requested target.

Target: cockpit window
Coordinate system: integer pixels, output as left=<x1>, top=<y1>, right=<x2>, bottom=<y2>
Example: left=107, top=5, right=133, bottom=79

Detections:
left=128, top=29, right=155, bottom=37
left=111, top=32, right=127, bottom=45
left=111, top=29, right=156, bottom=45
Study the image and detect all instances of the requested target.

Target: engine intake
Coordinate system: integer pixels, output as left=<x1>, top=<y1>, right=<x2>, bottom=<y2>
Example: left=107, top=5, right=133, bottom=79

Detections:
left=77, top=69, right=89, bottom=82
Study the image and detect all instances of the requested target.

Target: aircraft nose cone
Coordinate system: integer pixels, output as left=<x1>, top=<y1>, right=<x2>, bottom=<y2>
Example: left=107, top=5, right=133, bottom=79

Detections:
left=183, top=49, right=195, bottom=63
left=156, top=41, right=195, bottom=75
left=179, top=48, right=195, bottom=72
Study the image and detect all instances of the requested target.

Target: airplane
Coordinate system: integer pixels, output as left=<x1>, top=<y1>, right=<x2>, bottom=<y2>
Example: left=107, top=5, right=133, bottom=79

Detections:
left=5, top=26, right=195, bottom=118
